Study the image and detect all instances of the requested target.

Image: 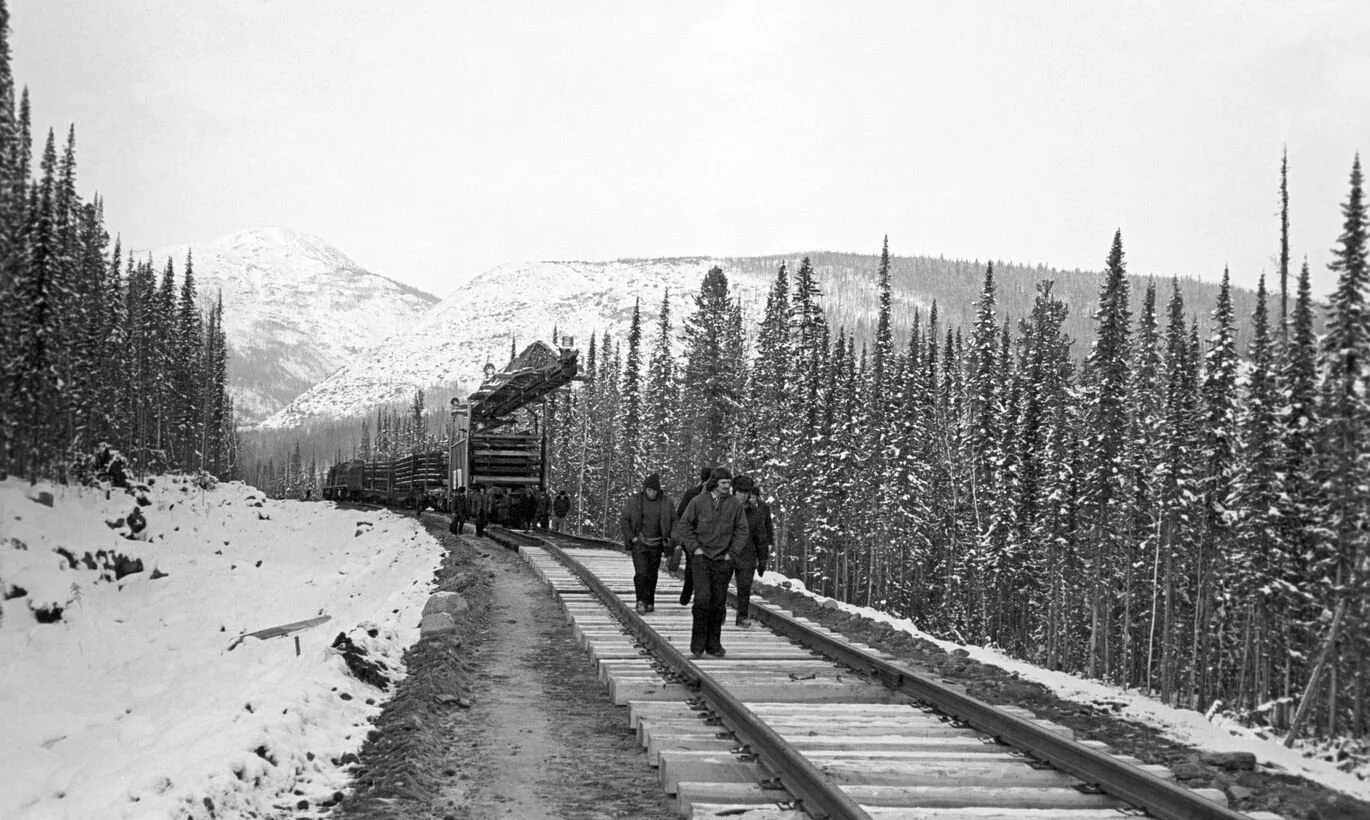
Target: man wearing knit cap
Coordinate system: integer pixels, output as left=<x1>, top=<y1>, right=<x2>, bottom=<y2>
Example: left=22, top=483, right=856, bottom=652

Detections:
left=673, top=467, right=749, bottom=656
left=620, top=473, right=677, bottom=614
left=730, top=474, right=773, bottom=628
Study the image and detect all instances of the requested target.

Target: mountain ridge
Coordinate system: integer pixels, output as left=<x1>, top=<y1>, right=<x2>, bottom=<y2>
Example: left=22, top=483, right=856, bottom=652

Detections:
left=257, top=249, right=1264, bottom=429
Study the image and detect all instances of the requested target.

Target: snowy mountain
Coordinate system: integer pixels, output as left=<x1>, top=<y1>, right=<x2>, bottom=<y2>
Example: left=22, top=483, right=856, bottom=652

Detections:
left=257, top=258, right=777, bottom=428
left=140, top=228, right=439, bottom=424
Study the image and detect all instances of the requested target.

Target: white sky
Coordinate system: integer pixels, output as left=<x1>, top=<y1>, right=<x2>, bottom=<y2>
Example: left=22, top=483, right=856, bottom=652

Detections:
left=11, top=1, right=1370, bottom=300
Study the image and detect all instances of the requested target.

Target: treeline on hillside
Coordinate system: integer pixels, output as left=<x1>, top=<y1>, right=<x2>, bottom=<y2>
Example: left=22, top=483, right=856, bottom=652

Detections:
left=549, top=155, right=1368, bottom=747
left=241, top=384, right=462, bottom=499
left=0, top=5, right=235, bottom=483
left=728, top=251, right=1274, bottom=361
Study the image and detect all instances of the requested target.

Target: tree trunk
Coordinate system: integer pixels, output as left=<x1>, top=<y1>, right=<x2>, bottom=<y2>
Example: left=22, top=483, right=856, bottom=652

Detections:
left=1285, top=597, right=1347, bottom=747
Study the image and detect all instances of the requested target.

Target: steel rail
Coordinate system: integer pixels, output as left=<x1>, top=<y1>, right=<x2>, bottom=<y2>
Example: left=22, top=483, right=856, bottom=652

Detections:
left=536, top=535, right=873, bottom=820
left=743, top=596, right=1253, bottom=820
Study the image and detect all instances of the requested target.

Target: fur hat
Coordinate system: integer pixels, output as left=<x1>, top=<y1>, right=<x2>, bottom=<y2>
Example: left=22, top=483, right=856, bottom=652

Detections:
left=643, top=473, right=662, bottom=492
left=732, top=474, right=755, bottom=495
left=709, top=467, right=733, bottom=482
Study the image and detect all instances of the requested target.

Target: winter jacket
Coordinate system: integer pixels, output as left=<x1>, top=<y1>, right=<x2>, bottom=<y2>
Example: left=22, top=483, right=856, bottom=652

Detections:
left=735, top=500, right=773, bottom=570
left=451, top=493, right=469, bottom=518
left=553, top=493, right=571, bottom=518
left=472, top=492, right=492, bottom=519
left=535, top=492, right=549, bottom=518
left=673, top=490, right=749, bottom=561
left=620, top=491, right=678, bottom=550
left=675, top=483, right=705, bottom=519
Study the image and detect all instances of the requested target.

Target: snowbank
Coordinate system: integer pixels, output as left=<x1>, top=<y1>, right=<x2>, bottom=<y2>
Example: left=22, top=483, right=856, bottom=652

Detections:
left=0, top=476, right=444, bottom=819
left=761, top=574, right=1370, bottom=802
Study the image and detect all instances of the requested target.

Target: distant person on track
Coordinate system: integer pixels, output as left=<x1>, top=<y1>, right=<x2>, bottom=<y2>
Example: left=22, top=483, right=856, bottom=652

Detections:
left=673, top=467, right=748, bottom=657
left=552, top=490, right=571, bottom=532
left=473, top=485, right=491, bottom=538
left=672, top=466, right=713, bottom=605
left=495, top=488, right=512, bottom=527
left=535, top=487, right=550, bottom=531
left=621, top=473, right=678, bottom=614
left=730, top=475, right=773, bottom=629
left=520, top=487, right=537, bottom=533
left=449, top=486, right=468, bottom=535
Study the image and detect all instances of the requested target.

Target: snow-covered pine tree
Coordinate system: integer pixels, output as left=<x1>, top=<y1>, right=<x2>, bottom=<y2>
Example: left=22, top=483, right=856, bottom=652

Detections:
left=0, top=1, right=19, bottom=471
left=1153, top=284, right=1204, bottom=702
left=681, top=266, right=741, bottom=465
left=1231, top=273, right=1290, bottom=715
left=621, top=298, right=643, bottom=483
left=1298, top=154, right=1370, bottom=740
left=748, top=263, right=792, bottom=495
left=13, top=129, right=61, bottom=477
left=1081, top=230, right=1132, bottom=680
left=1196, top=268, right=1240, bottom=707
left=1280, top=260, right=1320, bottom=719
left=1123, top=283, right=1163, bottom=688
left=175, top=251, right=203, bottom=469
left=643, top=291, right=680, bottom=489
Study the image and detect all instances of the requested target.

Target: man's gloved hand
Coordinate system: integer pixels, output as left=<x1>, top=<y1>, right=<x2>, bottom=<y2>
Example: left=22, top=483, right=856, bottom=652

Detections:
left=757, top=562, right=766, bottom=578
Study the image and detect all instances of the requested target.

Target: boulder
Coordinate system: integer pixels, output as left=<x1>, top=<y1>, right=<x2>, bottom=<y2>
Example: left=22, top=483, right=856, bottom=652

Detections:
left=422, top=591, right=470, bottom=618
left=1202, top=750, right=1257, bottom=771
left=420, top=612, right=458, bottom=639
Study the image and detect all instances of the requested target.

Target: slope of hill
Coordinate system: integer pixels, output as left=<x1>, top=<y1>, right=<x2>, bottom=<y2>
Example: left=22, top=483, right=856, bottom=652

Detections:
left=140, top=228, right=440, bottom=423
left=260, top=250, right=1264, bottom=429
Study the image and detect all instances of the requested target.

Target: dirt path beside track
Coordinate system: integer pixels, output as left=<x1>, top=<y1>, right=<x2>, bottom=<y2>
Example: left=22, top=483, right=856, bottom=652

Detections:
left=331, top=517, right=676, bottom=820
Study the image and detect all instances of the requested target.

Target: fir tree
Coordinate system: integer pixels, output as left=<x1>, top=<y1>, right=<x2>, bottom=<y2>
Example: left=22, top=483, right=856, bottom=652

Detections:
left=621, top=298, right=643, bottom=480
left=1195, top=267, right=1240, bottom=704
left=1082, top=230, right=1132, bottom=679
left=681, top=266, right=741, bottom=464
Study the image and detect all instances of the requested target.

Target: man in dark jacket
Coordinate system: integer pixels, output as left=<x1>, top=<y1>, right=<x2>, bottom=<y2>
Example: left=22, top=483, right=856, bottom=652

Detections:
left=673, top=467, right=748, bottom=657
left=730, top=475, right=773, bottom=628
left=473, top=486, right=490, bottom=538
left=535, top=487, right=550, bottom=530
left=552, top=490, right=571, bottom=532
left=449, top=486, right=469, bottom=535
left=620, top=473, right=678, bottom=614
left=672, top=466, right=713, bottom=604
left=519, top=487, right=537, bottom=532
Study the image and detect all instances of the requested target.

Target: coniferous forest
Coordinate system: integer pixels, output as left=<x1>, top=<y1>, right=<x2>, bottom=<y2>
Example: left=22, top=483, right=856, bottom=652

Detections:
left=548, top=155, right=1369, bottom=747
left=0, top=5, right=236, bottom=483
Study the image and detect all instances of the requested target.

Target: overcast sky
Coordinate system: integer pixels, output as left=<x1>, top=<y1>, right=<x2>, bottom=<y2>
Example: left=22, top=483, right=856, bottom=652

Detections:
left=11, top=1, right=1370, bottom=300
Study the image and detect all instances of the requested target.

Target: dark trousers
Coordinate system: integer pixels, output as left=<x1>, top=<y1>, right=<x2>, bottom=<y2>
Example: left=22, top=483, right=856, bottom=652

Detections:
left=733, top=565, right=756, bottom=620
left=690, top=555, right=732, bottom=654
left=631, top=543, right=665, bottom=606
left=475, top=513, right=487, bottom=538
left=678, top=551, right=694, bottom=605
left=450, top=514, right=466, bottom=534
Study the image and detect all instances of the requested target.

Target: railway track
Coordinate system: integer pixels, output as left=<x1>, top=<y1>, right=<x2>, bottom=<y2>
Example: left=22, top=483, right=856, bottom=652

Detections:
left=487, top=526, right=1283, bottom=820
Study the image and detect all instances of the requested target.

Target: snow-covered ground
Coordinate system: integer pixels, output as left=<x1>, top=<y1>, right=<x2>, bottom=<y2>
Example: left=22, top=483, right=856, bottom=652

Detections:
left=0, top=475, right=443, bottom=819
left=762, top=575, right=1370, bottom=802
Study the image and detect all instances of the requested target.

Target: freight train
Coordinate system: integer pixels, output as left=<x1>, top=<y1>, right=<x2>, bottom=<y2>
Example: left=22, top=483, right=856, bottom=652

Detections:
left=323, top=340, right=580, bottom=512
left=321, top=451, right=447, bottom=508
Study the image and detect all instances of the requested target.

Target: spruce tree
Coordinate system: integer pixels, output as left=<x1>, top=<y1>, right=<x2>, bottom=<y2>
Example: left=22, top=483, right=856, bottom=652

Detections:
left=681, top=266, right=740, bottom=464
left=1082, top=230, right=1132, bottom=679
left=621, top=298, right=643, bottom=481
left=1232, top=274, right=1288, bottom=712
left=643, top=291, right=679, bottom=486
left=1196, top=267, right=1240, bottom=705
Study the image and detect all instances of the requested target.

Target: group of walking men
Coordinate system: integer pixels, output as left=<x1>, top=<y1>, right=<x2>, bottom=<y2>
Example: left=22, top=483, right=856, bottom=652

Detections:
left=449, top=485, right=573, bottom=538
left=620, top=467, right=773, bottom=658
